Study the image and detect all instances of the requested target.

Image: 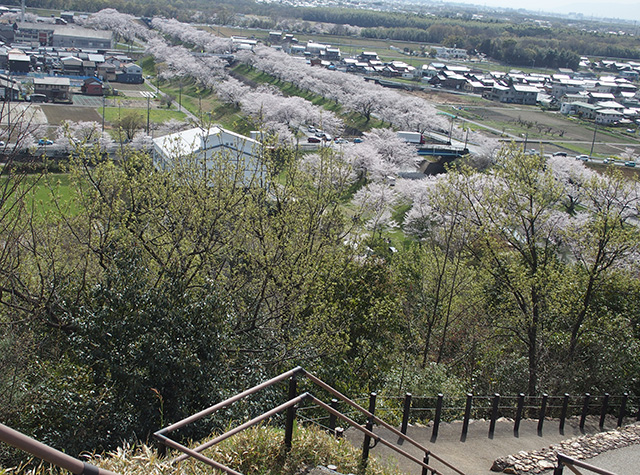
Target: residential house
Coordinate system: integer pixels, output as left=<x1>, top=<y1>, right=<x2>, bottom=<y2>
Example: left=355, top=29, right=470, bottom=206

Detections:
left=572, top=102, right=599, bottom=120
left=97, top=62, right=117, bottom=81
left=595, top=108, right=624, bottom=125
left=33, top=77, right=71, bottom=102
left=0, top=74, right=21, bottom=100
left=8, top=51, right=30, bottom=73
left=82, top=60, right=96, bottom=76
left=81, top=77, right=103, bottom=95
left=484, top=84, right=539, bottom=105
left=116, top=63, right=143, bottom=84
left=61, top=56, right=83, bottom=75
left=550, top=78, right=585, bottom=99
left=358, top=51, right=380, bottom=63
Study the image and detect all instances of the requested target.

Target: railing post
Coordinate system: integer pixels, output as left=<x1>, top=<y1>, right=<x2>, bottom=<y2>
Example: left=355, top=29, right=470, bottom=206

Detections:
left=618, top=393, right=628, bottom=428
left=580, top=393, right=590, bottom=432
left=431, top=394, right=443, bottom=442
left=284, top=375, right=297, bottom=449
left=537, top=394, right=548, bottom=435
left=514, top=393, right=525, bottom=436
left=421, top=452, right=430, bottom=475
left=599, top=393, right=610, bottom=430
left=489, top=393, right=500, bottom=438
left=559, top=393, right=570, bottom=435
left=401, top=393, right=412, bottom=435
left=329, top=398, right=338, bottom=433
left=461, top=393, right=473, bottom=441
left=554, top=453, right=565, bottom=475
left=361, top=392, right=377, bottom=465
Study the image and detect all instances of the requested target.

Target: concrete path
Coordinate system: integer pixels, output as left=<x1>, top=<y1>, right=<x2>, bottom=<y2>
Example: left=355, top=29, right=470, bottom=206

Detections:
left=583, top=444, right=640, bottom=475
left=345, top=417, right=637, bottom=475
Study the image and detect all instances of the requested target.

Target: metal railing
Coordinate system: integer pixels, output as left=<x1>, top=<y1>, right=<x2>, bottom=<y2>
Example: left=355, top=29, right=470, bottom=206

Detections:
left=364, top=391, right=636, bottom=442
left=554, top=453, right=617, bottom=475
left=0, top=422, right=120, bottom=475
left=153, top=366, right=467, bottom=475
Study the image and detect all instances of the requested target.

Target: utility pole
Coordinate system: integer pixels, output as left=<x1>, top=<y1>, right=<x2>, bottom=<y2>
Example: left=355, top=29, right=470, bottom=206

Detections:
left=101, top=95, right=105, bottom=132
left=146, top=94, right=150, bottom=135
left=589, top=121, right=598, bottom=158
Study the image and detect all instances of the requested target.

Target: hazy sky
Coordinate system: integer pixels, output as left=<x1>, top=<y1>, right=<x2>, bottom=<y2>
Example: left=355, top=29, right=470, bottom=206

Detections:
left=444, top=0, right=640, bottom=21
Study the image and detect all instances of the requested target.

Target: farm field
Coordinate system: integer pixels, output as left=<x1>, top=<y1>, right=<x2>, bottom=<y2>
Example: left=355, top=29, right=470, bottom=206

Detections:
left=41, top=105, right=102, bottom=125
left=412, top=86, right=640, bottom=157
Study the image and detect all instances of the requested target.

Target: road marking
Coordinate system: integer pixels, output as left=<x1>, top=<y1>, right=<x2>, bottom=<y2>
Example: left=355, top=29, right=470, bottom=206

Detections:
left=140, top=91, right=156, bottom=98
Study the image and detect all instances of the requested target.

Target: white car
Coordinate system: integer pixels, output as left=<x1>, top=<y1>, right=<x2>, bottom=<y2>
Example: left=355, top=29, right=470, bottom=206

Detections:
left=575, top=155, right=589, bottom=161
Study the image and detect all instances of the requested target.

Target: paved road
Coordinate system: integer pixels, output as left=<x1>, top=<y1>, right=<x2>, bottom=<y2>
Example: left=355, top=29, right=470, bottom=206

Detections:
left=346, top=417, right=639, bottom=475
left=584, top=444, right=640, bottom=474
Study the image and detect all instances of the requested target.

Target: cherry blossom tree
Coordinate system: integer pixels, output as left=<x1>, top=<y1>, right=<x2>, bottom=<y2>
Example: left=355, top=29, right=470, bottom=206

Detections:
left=352, top=182, right=399, bottom=236
left=82, top=9, right=153, bottom=43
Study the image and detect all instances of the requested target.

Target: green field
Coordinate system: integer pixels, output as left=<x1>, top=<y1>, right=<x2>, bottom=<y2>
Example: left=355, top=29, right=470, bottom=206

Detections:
left=2, top=173, right=77, bottom=217
left=103, top=107, right=187, bottom=124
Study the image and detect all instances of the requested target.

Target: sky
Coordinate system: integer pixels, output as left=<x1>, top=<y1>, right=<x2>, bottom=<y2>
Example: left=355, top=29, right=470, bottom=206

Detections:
left=443, top=0, right=640, bottom=22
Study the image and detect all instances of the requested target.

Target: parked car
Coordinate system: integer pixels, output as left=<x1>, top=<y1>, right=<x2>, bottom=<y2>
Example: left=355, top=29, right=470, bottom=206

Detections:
left=307, top=136, right=321, bottom=143
left=624, top=161, right=636, bottom=167
left=575, top=155, right=589, bottom=161
left=308, top=125, right=316, bottom=132
left=553, top=151, right=567, bottom=157
left=626, top=129, right=636, bottom=133
left=334, top=138, right=349, bottom=144
left=37, top=139, right=54, bottom=146
left=353, top=137, right=363, bottom=143
left=603, top=157, right=615, bottom=164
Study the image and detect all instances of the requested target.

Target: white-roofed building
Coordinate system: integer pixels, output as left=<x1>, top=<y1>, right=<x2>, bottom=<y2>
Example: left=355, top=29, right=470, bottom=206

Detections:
left=153, top=126, right=265, bottom=186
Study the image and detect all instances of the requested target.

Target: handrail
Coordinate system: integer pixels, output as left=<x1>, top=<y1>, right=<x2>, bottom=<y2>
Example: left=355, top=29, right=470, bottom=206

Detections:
left=0, top=423, right=120, bottom=475
left=301, top=368, right=465, bottom=474
left=306, top=394, right=447, bottom=475
left=154, top=367, right=466, bottom=475
left=554, top=453, right=617, bottom=475
left=157, top=366, right=303, bottom=435
left=170, top=392, right=309, bottom=462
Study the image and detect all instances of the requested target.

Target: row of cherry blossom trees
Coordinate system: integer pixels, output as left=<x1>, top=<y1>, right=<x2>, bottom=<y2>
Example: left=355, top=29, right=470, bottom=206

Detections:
left=151, top=18, right=232, bottom=54
left=146, top=38, right=228, bottom=86
left=148, top=18, right=498, bottom=160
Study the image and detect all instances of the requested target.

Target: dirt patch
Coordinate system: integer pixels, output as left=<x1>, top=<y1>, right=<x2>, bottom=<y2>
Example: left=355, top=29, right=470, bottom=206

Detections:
left=41, top=105, right=102, bottom=125
left=412, top=88, right=486, bottom=106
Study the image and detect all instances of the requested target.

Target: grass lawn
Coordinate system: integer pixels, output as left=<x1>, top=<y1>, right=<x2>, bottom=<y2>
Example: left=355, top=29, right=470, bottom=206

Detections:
left=2, top=172, right=78, bottom=217
left=103, top=107, right=187, bottom=124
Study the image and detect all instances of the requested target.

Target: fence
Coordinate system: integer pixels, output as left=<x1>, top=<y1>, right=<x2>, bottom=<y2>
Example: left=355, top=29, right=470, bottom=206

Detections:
left=297, top=391, right=638, bottom=442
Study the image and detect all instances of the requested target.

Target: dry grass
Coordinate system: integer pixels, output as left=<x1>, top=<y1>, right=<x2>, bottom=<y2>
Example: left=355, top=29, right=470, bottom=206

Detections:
left=1, top=426, right=400, bottom=475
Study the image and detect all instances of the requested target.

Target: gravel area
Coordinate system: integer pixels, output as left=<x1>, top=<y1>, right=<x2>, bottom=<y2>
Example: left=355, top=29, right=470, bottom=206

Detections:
left=491, top=422, right=640, bottom=474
